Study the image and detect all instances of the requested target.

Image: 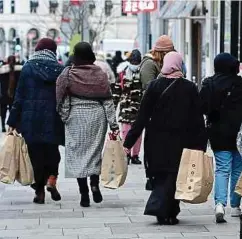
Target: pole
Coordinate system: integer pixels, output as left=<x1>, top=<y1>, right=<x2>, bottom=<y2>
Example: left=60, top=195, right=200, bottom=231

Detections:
left=219, top=0, right=225, bottom=53
left=230, top=1, right=239, bottom=58
left=240, top=1, right=242, bottom=62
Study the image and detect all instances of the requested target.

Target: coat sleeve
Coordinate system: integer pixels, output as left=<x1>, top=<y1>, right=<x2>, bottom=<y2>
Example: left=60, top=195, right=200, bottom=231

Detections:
left=56, top=68, right=69, bottom=111
left=199, top=78, right=211, bottom=116
left=140, top=60, right=158, bottom=90
left=102, top=99, right=119, bottom=131
left=189, top=83, right=207, bottom=151
left=123, top=82, right=156, bottom=149
left=7, top=66, right=26, bottom=128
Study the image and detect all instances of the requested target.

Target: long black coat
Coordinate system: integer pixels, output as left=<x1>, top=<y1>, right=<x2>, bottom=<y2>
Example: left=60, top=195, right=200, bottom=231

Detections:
left=124, top=77, right=207, bottom=176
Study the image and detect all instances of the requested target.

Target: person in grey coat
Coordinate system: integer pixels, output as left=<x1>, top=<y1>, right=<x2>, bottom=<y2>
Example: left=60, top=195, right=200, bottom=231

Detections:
left=56, top=42, right=119, bottom=208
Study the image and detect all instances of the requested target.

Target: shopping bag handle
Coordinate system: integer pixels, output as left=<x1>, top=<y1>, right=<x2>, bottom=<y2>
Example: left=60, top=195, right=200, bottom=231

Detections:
left=7, top=130, right=21, bottom=137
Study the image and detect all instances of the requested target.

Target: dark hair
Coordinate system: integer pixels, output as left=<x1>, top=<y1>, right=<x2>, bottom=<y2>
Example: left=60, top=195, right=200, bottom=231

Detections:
left=73, top=42, right=96, bottom=65
left=214, top=53, right=240, bottom=75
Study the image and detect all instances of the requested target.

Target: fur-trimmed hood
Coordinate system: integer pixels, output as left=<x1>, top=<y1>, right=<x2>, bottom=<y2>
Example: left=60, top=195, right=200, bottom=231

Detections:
left=0, top=64, right=23, bottom=75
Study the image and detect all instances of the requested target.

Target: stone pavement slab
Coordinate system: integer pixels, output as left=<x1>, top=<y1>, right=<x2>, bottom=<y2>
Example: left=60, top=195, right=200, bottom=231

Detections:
left=0, top=143, right=241, bottom=239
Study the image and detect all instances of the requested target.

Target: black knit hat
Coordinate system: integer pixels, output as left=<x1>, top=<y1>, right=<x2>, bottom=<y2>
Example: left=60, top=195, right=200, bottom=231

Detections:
left=128, top=49, right=142, bottom=64
left=73, top=42, right=96, bottom=65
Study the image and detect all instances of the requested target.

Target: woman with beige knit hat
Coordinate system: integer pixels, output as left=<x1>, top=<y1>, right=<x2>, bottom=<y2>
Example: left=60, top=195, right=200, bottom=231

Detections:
left=140, top=35, right=174, bottom=90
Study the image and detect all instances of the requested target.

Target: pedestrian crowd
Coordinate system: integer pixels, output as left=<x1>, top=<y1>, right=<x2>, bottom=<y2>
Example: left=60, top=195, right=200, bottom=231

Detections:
left=1, top=35, right=242, bottom=227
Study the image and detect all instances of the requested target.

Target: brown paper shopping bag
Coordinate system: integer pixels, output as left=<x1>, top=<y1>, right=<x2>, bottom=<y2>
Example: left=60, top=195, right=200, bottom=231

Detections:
left=0, top=134, right=21, bottom=184
left=175, top=148, right=214, bottom=204
left=16, top=137, right=34, bottom=186
left=235, top=173, right=242, bottom=196
left=101, top=139, right=128, bottom=189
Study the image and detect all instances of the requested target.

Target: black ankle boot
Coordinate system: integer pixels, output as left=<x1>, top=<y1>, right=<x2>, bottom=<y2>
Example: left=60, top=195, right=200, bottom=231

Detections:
left=2, top=126, right=6, bottom=133
left=33, top=190, right=45, bottom=204
left=80, top=193, right=90, bottom=207
left=127, top=154, right=132, bottom=165
left=131, top=155, right=142, bottom=165
left=91, top=186, right=103, bottom=203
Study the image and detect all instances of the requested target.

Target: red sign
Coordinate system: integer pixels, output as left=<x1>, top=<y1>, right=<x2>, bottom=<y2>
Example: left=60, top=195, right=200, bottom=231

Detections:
left=122, top=0, right=157, bottom=14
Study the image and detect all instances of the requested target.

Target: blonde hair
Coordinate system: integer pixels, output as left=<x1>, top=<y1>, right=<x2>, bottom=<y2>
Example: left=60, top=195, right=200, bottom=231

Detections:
left=151, top=51, right=166, bottom=64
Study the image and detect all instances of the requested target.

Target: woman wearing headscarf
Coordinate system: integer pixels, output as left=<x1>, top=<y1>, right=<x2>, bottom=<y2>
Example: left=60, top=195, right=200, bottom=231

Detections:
left=7, top=38, right=65, bottom=204
left=112, top=49, right=143, bottom=164
left=200, top=53, right=242, bottom=222
left=0, top=55, right=22, bottom=132
left=56, top=42, right=119, bottom=208
left=140, top=35, right=187, bottom=90
left=124, top=51, right=206, bottom=225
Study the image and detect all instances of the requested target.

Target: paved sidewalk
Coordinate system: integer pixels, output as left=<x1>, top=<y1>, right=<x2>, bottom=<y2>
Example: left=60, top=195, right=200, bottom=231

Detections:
left=0, top=143, right=240, bottom=239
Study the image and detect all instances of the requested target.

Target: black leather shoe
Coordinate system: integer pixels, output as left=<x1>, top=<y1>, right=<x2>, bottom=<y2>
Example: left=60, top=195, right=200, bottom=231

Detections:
left=80, top=193, right=90, bottom=207
left=127, top=154, right=132, bottom=165
left=91, top=186, right=103, bottom=203
left=33, top=191, right=45, bottom=204
left=131, top=156, right=142, bottom=165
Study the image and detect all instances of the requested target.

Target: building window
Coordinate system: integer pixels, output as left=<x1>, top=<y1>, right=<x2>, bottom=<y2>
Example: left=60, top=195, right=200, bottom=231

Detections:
left=105, top=0, right=113, bottom=16
left=30, top=0, right=39, bottom=13
left=49, top=0, right=58, bottom=14
left=11, top=0, right=15, bottom=13
left=0, top=0, right=3, bottom=13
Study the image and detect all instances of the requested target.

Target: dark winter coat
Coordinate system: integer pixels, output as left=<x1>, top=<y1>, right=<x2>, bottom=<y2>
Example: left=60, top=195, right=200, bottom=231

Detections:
left=200, top=74, right=242, bottom=151
left=124, top=77, right=207, bottom=176
left=0, top=64, right=22, bottom=105
left=7, top=59, right=65, bottom=145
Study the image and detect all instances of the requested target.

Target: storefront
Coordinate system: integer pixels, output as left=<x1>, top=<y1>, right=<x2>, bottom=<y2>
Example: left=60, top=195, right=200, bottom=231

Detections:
left=220, top=0, right=242, bottom=61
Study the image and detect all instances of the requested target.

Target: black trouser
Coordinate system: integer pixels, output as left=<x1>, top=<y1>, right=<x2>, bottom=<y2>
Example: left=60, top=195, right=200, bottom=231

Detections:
left=77, top=175, right=99, bottom=194
left=27, top=143, right=61, bottom=194
left=1, top=104, right=12, bottom=129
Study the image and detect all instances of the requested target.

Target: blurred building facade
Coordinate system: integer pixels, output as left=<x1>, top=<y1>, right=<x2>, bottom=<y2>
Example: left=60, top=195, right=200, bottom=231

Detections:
left=147, top=0, right=242, bottom=86
left=0, top=0, right=137, bottom=59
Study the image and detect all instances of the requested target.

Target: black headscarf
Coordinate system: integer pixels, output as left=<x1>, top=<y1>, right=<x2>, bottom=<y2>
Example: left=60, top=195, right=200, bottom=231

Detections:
left=214, top=53, right=239, bottom=75
left=73, top=42, right=96, bottom=65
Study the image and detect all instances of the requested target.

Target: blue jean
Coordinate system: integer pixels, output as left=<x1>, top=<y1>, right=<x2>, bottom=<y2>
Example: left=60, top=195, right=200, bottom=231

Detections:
left=214, top=151, right=242, bottom=207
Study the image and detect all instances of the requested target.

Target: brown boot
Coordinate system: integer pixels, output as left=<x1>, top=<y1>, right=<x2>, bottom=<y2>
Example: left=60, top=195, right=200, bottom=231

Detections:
left=46, top=175, right=61, bottom=201
left=33, top=190, right=45, bottom=204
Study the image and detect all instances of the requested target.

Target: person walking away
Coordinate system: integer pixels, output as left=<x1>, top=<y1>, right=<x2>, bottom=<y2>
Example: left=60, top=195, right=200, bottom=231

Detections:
left=106, top=53, right=114, bottom=71
left=112, top=51, right=124, bottom=79
left=123, top=51, right=206, bottom=225
left=200, top=53, right=242, bottom=222
left=7, top=38, right=65, bottom=204
left=140, top=35, right=174, bottom=90
left=0, top=56, right=22, bottom=132
left=116, top=52, right=131, bottom=75
left=95, top=51, right=116, bottom=85
left=113, top=49, right=142, bottom=164
left=56, top=42, right=119, bottom=208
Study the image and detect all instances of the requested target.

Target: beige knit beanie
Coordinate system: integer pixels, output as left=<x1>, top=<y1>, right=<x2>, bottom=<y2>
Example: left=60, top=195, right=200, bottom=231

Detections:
left=153, top=35, right=174, bottom=52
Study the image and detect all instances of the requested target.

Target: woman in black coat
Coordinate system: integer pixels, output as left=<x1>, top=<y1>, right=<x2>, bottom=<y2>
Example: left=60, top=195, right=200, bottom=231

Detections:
left=124, top=51, right=206, bottom=225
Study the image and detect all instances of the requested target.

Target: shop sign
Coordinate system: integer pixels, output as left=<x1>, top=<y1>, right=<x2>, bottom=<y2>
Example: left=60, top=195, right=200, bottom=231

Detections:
left=122, top=0, right=157, bottom=14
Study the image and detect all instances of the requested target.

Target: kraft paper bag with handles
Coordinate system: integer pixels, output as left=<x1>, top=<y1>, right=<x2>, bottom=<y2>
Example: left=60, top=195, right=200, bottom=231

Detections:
left=175, top=148, right=214, bottom=204
left=16, top=136, right=34, bottom=186
left=0, top=132, right=21, bottom=184
left=235, top=173, right=242, bottom=196
left=101, top=135, right=128, bottom=189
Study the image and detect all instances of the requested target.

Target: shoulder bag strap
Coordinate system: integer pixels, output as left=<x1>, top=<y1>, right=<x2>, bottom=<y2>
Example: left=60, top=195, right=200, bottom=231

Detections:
left=153, top=78, right=178, bottom=112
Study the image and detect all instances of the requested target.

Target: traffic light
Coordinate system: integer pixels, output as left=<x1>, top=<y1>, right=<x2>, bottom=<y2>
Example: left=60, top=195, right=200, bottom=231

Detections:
left=105, top=0, right=113, bottom=16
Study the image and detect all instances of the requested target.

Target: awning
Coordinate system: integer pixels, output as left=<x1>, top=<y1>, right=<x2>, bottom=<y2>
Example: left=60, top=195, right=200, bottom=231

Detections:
left=159, top=1, right=172, bottom=17
left=160, top=0, right=198, bottom=20
left=179, top=1, right=197, bottom=18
